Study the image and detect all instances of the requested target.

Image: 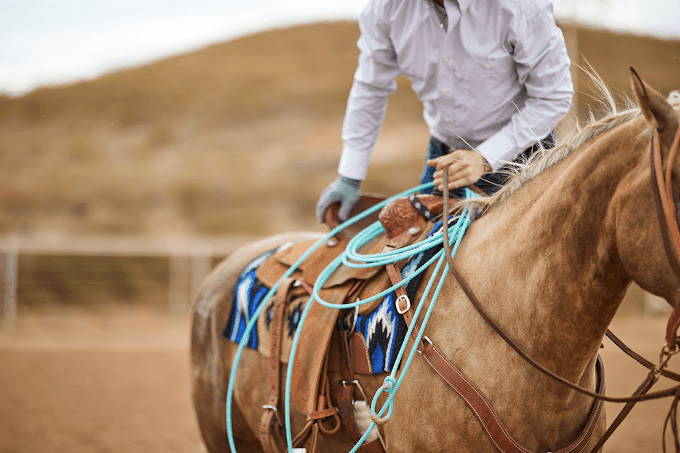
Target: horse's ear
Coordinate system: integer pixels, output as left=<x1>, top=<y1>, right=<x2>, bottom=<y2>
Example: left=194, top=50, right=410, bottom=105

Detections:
left=630, top=67, right=679, bottom=137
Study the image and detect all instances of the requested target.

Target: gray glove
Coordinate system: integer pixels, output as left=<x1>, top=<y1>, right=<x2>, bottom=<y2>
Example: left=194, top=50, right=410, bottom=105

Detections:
left=316, top=176, right=362, bottom=222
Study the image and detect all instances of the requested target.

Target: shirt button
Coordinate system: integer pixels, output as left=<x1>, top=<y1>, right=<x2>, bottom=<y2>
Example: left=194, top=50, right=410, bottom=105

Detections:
left=442, top=89, right=449, bottom=94
left=443, top=57, right=449, bottom=62
left=444, top=119, right=451, bottom=123
left=484, top=63, right=490, bottom=70
left=461, top=7, right=466, bottom=12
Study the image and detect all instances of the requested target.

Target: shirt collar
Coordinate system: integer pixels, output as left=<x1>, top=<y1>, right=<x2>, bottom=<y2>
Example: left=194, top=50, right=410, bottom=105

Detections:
left=428, top=0, right=474, bottom=14
left=457, top=0, right=473, bottom=11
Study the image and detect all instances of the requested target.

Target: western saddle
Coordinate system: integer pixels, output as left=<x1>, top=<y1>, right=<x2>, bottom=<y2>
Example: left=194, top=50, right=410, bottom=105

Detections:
left=254, top=194, right=445, bottom=453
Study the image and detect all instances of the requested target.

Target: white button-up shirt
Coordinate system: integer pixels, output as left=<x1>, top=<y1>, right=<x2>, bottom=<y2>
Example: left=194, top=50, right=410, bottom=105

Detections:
left=338, top=0, right=574, bottom=179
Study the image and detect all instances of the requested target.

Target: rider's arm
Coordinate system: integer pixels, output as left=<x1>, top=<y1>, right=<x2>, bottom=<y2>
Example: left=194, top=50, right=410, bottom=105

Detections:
left=337, top=0, right=400, bottom=181
left=476, top=3, right=574, bottom=171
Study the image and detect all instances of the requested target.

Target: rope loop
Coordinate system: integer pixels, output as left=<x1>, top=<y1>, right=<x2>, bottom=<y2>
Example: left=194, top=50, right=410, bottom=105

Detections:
left=382, top=376, right=397, bottom=391
left=370, top=376, right=398, bottom=425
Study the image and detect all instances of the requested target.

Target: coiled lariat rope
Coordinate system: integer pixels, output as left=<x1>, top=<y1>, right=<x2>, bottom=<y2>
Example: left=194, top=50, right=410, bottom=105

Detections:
left=225, top=182, right=478, bottom=453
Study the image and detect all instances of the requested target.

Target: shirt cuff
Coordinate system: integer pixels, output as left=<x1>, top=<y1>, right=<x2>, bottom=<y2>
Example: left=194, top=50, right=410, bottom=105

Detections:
left=475, top=132, right=517, bottom=172
left=337, top=146, right=371, bottom=181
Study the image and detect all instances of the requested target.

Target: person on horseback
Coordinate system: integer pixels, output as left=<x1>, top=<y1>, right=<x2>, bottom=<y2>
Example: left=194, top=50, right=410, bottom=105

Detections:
left=316, top=0, right=574, bottom=222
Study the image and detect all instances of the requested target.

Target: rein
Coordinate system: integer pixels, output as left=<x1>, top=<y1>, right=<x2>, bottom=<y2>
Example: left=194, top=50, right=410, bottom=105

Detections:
left=652, top=126, right=680, bottom=347
left=436, top=126, right=680, bottom=452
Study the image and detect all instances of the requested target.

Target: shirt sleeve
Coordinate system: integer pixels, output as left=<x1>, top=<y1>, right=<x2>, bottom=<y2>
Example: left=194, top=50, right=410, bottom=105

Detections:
left=337, top=0, right=401, bottom=181
left=476, top=3, right=574, bottom=171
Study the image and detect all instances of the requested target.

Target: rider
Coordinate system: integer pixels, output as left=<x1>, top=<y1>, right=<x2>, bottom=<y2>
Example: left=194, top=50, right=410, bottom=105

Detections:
left=316, top=0, right=574, bottom=222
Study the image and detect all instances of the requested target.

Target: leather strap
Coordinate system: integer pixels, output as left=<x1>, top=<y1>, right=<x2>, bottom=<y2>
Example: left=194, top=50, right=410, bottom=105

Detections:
left=260, top=278, right=342, bottom=453
left=421, top=343, right=605, bottom=453
left=606, top=330, right=680, bottom=382
left=336, top=323, right=387, bottom=453
left=291, top=354, right=342, bottom=451
left=385, top=262, right=427, bottom=350
left=260, top=277, right=296, bottom=453
left=651, top=130, right=680, bottom=281
left=590, top=369, right=657, bottom=452
left=650, top=128, right=680, bottom=349
left=408, top=193, right=437, bottom=223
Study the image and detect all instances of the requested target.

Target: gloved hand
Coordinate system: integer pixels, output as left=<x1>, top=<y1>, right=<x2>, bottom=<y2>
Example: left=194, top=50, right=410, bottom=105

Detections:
left=316, top=176, right=362, bottom=223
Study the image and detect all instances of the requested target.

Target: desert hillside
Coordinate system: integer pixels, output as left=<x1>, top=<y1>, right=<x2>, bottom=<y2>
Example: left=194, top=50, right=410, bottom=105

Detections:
left=0, top=21, right=679, bottom=237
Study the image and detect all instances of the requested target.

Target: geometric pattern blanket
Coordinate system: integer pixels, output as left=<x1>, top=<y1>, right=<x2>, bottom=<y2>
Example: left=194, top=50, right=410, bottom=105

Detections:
left=222, top=225, right=443, bottom=374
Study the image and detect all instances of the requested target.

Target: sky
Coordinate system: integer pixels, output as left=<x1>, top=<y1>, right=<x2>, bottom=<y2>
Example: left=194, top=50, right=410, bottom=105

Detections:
left=1, top=0, right=679, bottom=97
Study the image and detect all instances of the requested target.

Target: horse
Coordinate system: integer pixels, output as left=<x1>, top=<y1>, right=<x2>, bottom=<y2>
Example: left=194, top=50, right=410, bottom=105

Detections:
left=190, top=70, right=680, bottom=452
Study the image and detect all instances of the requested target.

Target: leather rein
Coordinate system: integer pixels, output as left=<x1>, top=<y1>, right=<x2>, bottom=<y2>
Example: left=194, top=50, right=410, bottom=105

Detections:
left=430, top=126, right=680, bottom=452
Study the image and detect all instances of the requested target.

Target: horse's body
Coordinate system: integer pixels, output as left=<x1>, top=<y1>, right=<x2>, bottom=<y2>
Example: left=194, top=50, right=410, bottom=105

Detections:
left=191, top=73, right=680, bottom=452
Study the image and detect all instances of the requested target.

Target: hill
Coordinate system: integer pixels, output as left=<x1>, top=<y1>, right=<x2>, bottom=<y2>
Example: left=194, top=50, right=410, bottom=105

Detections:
left=0, top=21, right=426, bottom=237
left=0, top=21, right=678, bottom=237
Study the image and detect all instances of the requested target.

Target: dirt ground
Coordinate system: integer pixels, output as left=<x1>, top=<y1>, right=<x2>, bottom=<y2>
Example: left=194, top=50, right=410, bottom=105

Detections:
left=0, top=310, right=678, bottom=453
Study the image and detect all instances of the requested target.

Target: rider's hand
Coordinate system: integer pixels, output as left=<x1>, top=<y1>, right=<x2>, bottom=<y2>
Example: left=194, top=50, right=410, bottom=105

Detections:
left=427, top=150, right=491, bottom=192
left=316, top=176, right=362, bottom=222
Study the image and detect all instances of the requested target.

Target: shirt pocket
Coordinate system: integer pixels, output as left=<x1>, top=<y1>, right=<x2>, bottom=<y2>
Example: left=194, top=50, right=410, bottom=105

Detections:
left=457, top=55, right=517, bottom=124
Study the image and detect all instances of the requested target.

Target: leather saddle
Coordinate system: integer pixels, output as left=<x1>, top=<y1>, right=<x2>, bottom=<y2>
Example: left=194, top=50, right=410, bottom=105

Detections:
left=255, top=194, right=444, bottom=452
left=257, top=195, right=443, bottom=390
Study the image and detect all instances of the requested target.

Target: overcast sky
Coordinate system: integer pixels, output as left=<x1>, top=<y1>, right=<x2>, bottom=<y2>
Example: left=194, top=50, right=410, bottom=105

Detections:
left=1, top=0, right=678, bottom=96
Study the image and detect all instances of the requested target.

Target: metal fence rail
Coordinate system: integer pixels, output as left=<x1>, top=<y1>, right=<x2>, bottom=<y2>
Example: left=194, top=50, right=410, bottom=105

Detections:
left=0, top=234, right=254, bottom=330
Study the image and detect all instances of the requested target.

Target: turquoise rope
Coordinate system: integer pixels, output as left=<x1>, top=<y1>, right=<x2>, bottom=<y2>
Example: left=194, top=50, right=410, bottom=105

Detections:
left=311, top=245, right=446, bottom=309
left=353, top=212, right=470, bottom=452
left=225, top=182, right=433, bottom=452
left=283, top=188, right=476, bottom=452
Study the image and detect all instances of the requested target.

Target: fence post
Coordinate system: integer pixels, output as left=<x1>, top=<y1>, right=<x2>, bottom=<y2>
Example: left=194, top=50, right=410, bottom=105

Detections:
left=3, top=250, right=18, bottom=330
left=168, top=253, right=190, bottom=314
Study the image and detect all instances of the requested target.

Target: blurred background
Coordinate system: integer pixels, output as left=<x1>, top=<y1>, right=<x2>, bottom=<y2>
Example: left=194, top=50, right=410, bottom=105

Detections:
left=0, top=0, right=679, bottom=452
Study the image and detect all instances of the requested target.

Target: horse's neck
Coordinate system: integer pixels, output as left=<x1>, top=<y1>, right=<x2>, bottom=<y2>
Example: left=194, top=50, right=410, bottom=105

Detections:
left=457, top=125, right=640, bottom=378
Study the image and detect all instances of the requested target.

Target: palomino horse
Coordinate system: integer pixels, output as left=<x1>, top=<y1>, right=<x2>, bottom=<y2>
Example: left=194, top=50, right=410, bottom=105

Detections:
left=191, top=70, right=680, bottom=452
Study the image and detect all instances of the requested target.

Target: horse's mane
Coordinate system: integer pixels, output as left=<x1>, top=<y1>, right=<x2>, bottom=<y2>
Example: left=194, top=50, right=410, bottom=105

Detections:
left=462, top=78, right=680, bottom=217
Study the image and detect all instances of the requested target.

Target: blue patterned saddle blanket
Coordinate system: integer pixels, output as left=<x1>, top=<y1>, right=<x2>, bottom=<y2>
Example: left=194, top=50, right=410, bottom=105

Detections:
left=222, top=226, right=444, bottom=374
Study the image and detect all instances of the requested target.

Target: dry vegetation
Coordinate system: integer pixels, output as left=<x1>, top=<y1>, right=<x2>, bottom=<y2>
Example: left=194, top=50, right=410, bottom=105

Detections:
left=0, top=21, right=427, bottom=237
left=0, top=21, right=678, bottom=238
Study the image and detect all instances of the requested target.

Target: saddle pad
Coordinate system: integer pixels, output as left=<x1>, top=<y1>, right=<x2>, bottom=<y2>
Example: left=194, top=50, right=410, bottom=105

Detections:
left=351, top=231, right=441, bottom=373
left=222, top=222, right=446, bottom=374
left=222, top=244, right=306, bottom=363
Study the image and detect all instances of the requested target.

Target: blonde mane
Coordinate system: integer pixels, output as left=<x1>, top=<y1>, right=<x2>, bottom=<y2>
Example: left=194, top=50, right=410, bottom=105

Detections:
left=472, top=107, right=640, bottom=213
left=461, top=85, right=680, bottom=217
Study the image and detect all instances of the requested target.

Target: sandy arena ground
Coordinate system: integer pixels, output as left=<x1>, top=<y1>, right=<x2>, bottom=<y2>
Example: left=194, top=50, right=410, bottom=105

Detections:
left=0, top=310, right=678, bottom=453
